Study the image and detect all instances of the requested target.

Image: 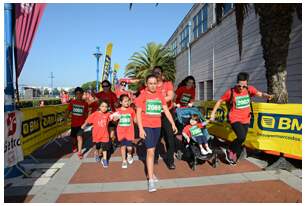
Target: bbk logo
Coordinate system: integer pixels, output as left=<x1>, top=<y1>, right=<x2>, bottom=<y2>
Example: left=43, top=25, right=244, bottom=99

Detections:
left=7, top=112, right=17, bottom=136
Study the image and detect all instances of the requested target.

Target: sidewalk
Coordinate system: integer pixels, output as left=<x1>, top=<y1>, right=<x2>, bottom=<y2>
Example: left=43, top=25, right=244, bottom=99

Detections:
left=4, top=135, right=302, bottom=203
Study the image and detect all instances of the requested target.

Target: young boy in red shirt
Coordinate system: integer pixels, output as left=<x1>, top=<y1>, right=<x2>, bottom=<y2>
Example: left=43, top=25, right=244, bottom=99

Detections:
left=135, top=74, right=178, bottom=192
left=81, top=100, right=119, bottom=168
left=66, top=87, right=89, bottom=159
left=116, top=94, right=137, bottom=169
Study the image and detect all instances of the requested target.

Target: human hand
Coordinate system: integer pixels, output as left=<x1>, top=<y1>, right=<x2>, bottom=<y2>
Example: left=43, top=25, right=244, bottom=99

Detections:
left=188, top=102, right=193, bottom=107
left=176, top=103, right=181, bottom=108
left=139, top=128, right=146, bottom=139
left=172, top=124, right=178, bottom=134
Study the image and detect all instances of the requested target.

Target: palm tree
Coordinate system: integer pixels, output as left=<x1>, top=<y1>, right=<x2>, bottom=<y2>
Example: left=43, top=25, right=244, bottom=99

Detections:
left=125, top=42, right=176, bottom=82
left=216, top=3, right=301, bottom=103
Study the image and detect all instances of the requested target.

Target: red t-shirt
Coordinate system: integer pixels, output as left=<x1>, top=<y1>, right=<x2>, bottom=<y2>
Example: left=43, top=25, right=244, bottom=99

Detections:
left=89, top=101, right=99, bottom=113
left=115, top=88, right=130, bottom=99
left=183, top=123, right=204, bottom=138
left=68, top=99, right=89, bottom=127
left=221, top=86, right=257, bottom=124
left=135, top=89, right=167, bottom=128
left=94, top=91, right=118, bottom=112
left=116, top=107, right=135, bottom=141
left=175, top=86, right=195, bottom=106
left=157, top=81, right=174, bottom=109
left=86, top=111, right=111, bottom=143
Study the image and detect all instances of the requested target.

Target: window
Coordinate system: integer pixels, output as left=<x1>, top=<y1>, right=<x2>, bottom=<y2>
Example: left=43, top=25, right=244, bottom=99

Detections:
left=216, top=3, right=234, bottom=24
left=206, top=80, right=213, bottom=100
left=199, top=81, right=204, bottom=100
left=193, top=4, right=208, bottom=39
left=223, top=3, right=233, bottom=15
left=180, top=25, right=189, bottom=49
left=171, top=39, right=177, bottom=56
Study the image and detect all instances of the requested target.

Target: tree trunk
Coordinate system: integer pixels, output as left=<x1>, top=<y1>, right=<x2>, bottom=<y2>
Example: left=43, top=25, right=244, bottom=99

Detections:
left=255, top=4, right=295, bottom=103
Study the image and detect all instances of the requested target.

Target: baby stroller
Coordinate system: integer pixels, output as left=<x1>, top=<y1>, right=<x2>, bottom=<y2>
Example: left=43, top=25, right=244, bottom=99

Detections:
left=175, top=107, right=219, bottom=170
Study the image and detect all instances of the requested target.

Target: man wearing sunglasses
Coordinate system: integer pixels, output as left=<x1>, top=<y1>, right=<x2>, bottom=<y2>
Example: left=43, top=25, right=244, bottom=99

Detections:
left=210, top=72, right=273, bottom=165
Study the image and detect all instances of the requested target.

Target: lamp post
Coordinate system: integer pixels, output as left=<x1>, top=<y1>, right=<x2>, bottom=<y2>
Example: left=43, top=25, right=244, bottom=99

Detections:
left=93, top=47, right=102, bottom=92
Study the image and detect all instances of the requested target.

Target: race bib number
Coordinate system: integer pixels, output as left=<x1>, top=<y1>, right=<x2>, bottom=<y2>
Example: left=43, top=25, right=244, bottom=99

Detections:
left=119, top=114, right=131, bottom=126
left=235, top=95, right=250, bottom=109
left=190, top=126, right=203, bottom=137
left=180, top=93, right=192, bottom=104
left=72, top=105, right=85, bottom=116
left=146, top=100, right=162, bottom=115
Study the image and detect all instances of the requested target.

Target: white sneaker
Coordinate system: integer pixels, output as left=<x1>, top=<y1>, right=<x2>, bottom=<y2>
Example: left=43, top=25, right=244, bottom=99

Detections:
left=206, top=147, right=213, bottom=154
left=127, top=154, right=134, bottom=164
left=121, top=161, right=128, bottom=169
left=201, top=148, right=209, bottom=155
left=148, top=179, right=157, bottom=192
left=153, top=174, right=158, bottom=182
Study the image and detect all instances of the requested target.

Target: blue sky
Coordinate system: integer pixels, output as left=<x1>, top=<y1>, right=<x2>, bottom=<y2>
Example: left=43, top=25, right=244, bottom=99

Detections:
left=18, top=3, right=192, bottom=88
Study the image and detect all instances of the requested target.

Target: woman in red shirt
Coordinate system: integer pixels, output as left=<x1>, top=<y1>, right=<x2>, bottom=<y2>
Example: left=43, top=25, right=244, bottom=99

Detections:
left=210, top=72, right=273, bottom=164
left=175, top=75, right=196, bottom=108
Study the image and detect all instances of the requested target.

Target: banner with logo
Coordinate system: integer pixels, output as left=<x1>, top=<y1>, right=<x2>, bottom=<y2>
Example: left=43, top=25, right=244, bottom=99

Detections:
left=20, top=104, right=71, bottom=156
left=5, top=110, right=24, bottom=168
left=201, top=101, right=302, bottom=159
left=100, top=43, right=113, bottom=91
left=112, top=63, right=120, bottom=89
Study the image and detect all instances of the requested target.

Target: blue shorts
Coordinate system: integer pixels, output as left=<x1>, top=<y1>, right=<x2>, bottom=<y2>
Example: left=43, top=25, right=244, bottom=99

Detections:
left=193, top=135, right=207, bottom=145
left=120, top=139, right=133, bottom=147
left=144, top=127, right=161, bottom=149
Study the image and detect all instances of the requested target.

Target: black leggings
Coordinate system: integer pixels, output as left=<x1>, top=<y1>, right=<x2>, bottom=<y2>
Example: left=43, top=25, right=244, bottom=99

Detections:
left=230, top=122, right=249, bottom=158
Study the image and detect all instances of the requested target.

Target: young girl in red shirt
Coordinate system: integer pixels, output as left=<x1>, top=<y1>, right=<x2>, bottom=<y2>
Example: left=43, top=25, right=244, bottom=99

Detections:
left=116, top=94, right=137, bottom=169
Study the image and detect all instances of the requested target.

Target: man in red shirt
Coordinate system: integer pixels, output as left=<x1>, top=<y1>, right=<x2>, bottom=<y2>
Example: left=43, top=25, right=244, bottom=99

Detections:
left=66, top=87, right=89, bottom=159
left=210, top=72, right=273, bottom=164
left=152, top=66, right=177, bottom=169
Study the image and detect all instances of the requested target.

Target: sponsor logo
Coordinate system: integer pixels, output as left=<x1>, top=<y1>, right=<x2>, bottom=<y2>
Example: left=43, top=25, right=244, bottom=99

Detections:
left=42, top=114, right=56, bottom=129
left=22, top=117, right=40, bottom=137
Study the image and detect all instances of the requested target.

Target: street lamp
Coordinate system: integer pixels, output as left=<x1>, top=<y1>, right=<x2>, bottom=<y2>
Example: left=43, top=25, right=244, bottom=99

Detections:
left=93, top=47, right=102, bottom=92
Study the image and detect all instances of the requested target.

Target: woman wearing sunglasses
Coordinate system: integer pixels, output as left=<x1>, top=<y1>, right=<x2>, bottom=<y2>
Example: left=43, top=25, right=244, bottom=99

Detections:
left=210, top=72, right=273, bottom=165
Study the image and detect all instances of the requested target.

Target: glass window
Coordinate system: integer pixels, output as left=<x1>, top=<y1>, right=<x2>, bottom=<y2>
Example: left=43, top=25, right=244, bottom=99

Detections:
left=193, top=4, right=208, bottom=40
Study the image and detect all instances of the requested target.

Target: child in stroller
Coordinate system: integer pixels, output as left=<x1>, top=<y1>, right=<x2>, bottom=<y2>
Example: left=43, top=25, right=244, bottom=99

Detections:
left=182, top=114, right=212, bottom=155
left=175, top=107, right=218, bottom=170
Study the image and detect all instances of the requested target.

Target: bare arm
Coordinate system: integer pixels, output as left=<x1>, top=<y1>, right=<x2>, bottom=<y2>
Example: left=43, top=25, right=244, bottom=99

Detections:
left=210, top=99, right=224, bottom=121
left=255, top=91, right=274, bottom=100
left=162, top=105, right=178, bottom=134
left=136, top=107, right=146, bottom=139
left=164, top=90, right=175, bottom=103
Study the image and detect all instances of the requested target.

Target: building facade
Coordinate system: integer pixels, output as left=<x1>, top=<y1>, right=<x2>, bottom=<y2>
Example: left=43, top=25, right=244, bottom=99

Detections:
left=165, top=4, right=301, bottom=103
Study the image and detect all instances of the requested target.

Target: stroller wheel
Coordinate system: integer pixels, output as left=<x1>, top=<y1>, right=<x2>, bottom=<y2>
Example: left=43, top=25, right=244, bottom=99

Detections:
left=175, top=150, right=183, bottom=160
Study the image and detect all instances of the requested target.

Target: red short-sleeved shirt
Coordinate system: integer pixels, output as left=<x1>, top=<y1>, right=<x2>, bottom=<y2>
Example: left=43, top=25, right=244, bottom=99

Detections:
left=89, top=101, right=99, bottom=113
left=135, top=89, right=167, bottom=128
left=157, top=81, right=174, bottom=109
left=221, top=86, right=257, bottom=124
left=115, top=88, right=130, bottom=99
left=94, top=91, right=118, bottom=112
left=86, top=111, right=111, bottom=143
left=175, top=86, right=195, bottom=106
left=116, top=107, right=135, bottom=141
left=183, top=123, right=204, bottom=138
left=68, top=99, right=89, bottom=127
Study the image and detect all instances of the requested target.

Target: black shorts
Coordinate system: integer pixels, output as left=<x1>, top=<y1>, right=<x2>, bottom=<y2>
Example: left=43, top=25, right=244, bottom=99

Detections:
left=120, top=139, right=133, bottom=147
left=95, top=142, right=111, bottom=151
left=71, top=126, right=83, bottom=137
left=108, top=121, right=117, bottom=128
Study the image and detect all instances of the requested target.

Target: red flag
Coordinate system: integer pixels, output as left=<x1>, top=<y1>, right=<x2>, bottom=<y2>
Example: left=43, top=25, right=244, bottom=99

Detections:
left=14, top=3, right=46, bottom=79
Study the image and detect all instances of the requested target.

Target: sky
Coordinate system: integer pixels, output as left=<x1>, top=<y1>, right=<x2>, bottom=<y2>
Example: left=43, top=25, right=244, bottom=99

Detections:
left=17, top=3, right=193, bottom=88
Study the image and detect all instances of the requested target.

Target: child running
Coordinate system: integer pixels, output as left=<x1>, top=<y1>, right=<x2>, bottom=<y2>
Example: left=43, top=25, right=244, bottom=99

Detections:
left=66, top=87, right=88, bottom=159
left=182, top=114, right=212, bottom=155
left=135, top=74, right=178, bottom=192
left=116, top=94, right=137, bottom=169
left=81, top=100, right=119, bottom=168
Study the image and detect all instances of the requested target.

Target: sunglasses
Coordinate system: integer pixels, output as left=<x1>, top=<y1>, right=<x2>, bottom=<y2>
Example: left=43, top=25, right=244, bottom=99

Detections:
left=102, top=85, right=110, bottom=88
left=236, top=84, right=248, bottom=89
left=120, top=83, right=126, bottom=86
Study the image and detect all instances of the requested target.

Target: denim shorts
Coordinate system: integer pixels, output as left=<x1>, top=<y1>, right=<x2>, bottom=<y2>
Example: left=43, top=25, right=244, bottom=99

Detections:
left=144, top=127, right=161, bottom=149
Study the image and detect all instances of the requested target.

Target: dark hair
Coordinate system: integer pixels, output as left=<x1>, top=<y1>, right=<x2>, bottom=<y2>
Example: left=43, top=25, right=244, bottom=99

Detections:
left=190, top=114, right=200, bottom=122
left=119, top=94, right=130, bottom=102
left=74, top=87, right=84, bottom=94
left=153, top=66, right=163, bottom=73
left=98, top=99, right=109, bottom=107
left=237, top=72, right=249, bottom=82
left=178, top=75, right=196, bottom=88
left=145, top=74, right=157, bottom=82
left=101, top=80, right=112, bottom=87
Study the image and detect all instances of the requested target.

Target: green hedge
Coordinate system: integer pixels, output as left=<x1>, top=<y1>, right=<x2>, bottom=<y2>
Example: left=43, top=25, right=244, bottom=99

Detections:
left=17, top=99, right=62, bottom=109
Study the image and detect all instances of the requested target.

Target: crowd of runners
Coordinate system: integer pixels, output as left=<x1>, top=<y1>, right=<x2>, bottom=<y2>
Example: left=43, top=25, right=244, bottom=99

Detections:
left=64, top=66, right=273, bottom=192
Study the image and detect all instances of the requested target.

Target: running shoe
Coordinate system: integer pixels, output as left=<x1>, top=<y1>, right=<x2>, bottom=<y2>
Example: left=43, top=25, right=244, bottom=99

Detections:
left=148, top=179, right=157, bottom=192
left=121, top=161, right=128, bottom=169
left=95, top=155, right=100, bottom=162
left=127, top=154, right=134, bottom=164
left=101, top=159, right=109, bottom=168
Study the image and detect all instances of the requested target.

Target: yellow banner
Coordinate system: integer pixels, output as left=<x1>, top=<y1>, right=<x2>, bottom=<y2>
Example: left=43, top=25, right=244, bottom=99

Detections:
left=100, top=42, right=113, bottom=91
left=20, top=104, right=71, bottom=156
left=200, top=101, right=302, bottom=158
